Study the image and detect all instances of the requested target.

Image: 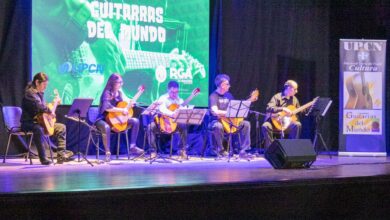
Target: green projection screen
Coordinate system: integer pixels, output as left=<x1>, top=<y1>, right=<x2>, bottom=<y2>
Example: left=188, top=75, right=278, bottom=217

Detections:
left=32, top=0, right=209, bottom=106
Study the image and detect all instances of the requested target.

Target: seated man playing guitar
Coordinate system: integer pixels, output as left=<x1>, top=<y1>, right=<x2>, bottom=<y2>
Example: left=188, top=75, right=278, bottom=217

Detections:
left=96, top=73, right=144, bottom=162
left=147, top=80, right=192, bottom=160
left=209, top=74, right=258, bottom=158
left=21, top=72, right=69, bottom=165
left=262, top=80, right=302, bottom=149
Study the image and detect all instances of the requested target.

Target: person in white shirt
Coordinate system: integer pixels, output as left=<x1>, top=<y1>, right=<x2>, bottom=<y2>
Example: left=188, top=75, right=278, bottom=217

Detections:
left=147, top=80, right=188, bottom=159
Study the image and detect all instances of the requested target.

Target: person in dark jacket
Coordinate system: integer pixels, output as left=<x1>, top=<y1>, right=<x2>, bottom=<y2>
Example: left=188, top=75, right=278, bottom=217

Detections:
left=21, top=72, right=70, bottom=165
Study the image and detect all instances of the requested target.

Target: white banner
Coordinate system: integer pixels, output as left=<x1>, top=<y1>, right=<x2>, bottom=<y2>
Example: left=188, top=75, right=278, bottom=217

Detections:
left=340, top=40, right=386, bottom=135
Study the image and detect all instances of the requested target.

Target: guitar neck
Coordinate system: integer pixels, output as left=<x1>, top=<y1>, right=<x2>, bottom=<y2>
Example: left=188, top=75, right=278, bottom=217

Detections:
left=51, top=102, right=59, bottom=114
left=360, top=72, right=368, bottom=95
left=292, top=99, right=316, bottom=114
left=123, top=49, right=172, bottom=70
left=127, top=90, right=144, bottom=108
left=51, top=90, right=60, bottom=113
left=181, top=93, right=197, bottom=107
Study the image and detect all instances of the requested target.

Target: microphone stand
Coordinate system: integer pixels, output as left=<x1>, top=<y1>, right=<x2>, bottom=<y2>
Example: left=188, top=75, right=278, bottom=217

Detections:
left=250, top=110, right=266, bottom=152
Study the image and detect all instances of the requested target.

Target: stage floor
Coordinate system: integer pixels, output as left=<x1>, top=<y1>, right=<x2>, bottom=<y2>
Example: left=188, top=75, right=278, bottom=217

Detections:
left=1, top=154, right=390, bottom=194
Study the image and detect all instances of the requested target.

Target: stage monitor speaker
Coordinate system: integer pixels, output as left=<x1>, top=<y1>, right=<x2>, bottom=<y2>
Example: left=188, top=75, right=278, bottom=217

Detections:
left=264, top=139, right=316, bottom=169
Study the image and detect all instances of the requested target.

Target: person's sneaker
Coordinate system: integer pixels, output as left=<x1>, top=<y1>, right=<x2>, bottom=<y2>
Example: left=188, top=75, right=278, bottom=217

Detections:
left=150, top=152, right=157, bottom=158
left=105, top=152, right=111, bottom=162
left=219, top=150, right=229, bottom=157
left=57, top=156, right=64, bottom=164
left=56, top=150, right=74, bottom=163
left=130, top=146, right=144, bottom=155
left=40, top=158, right=52, bottom=165
left=239, top=151, right=248, bottom=158
left=179, top=150, right=188, bottom=160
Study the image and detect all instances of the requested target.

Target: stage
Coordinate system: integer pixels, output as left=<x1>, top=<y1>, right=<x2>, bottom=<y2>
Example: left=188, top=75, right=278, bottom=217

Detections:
left=1, top=154, right=390, bottom=218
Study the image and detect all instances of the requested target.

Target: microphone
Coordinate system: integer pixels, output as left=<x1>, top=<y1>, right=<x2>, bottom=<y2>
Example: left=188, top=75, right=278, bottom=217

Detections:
left=249, top=110, right=267, bottom=116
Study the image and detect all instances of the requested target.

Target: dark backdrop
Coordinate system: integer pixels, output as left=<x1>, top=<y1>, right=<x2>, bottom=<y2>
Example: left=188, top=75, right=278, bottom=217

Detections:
left=1, top=0, right=390, bottom=154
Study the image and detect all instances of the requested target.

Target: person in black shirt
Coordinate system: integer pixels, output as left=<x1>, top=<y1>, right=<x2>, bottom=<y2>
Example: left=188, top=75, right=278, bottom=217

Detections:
left=21, top=72, right=68, bottom=165
left=209, top=74, right=254, bottom=157
left=96, top=73, right=144, bottom=162
left=262, top=80, right=301, bottom=149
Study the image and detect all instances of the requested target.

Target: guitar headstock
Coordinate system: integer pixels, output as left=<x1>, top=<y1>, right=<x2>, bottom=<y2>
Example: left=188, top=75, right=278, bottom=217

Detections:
left=138, top=85, right=145, bottom=92
left=249, top=89, right=259, bottom=102
left=53, top=89, right=61, bottom=104
left=192, top=88, right=201, bottom=96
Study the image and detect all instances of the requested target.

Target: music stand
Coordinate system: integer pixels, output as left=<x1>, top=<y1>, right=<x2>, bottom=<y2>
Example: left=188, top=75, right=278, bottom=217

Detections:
left=224, top=100, right=251, bottom=162
left=142, top=101, right=161, bottom=116
left=306, top=97, right=332, bottom=157
left=173, top=108, right=207, bottom=161
left=250, top=110, right=267, bottom=153
left=67, top=98, right=94, bottom=166
left=147, top=105, right=184, bottom=164
left=134, top=101, right=161, bottom=161
left=226, top=100, right=251, bottom=118
left=174, top=108, right=207, bottom=126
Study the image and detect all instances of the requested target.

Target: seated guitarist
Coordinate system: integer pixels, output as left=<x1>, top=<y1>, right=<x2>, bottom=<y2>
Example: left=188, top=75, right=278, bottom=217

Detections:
left=147, top=80, right=188, bottom=160
left=209, top=74, right=252, bottom=158
left=262, top=80, right=302, bottom=149
left=21, top=72, right=69, bottom=165
left=96, top=73, right=144, bottom=162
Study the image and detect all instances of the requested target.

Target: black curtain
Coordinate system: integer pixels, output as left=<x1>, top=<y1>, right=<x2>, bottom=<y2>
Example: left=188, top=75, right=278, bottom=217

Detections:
left=329, top=0, right=390, bottom=153
left=1, top=0, right=390, bottom=154
left=210, top=0, right=331, bottom=149
left=0, top=0, right=31, bottom=153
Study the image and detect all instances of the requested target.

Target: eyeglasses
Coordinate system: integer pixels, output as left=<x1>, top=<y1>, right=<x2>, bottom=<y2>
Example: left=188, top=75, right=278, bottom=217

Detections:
left=287, top=86, right=298, bottom=92
left=169, top=89, right=179, bottom=94
left=115, top=81, right=123, bottom=84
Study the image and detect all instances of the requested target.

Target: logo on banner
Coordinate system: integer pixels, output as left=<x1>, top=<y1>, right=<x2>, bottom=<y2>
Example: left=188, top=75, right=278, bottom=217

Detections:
left=343, top=41, right=384, bottom=51
left=341, top=40, right=386, bottom=136
left=343, top=110, right=382, bottom=134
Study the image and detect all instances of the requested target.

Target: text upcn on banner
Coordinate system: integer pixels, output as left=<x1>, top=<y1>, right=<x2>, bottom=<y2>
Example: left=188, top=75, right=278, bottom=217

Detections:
left=340, top=40, right=386, bottom=135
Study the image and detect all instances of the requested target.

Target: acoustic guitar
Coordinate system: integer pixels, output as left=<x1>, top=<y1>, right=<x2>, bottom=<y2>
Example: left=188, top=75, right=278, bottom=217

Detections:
left=106, top=85, right=145, bottom=132
left=271, top=96, right=319, bottom=131
left=37, top=89, right=60, bottom=136
left=219, top=89, right=259, bottom=134
left=345, top=72, right=373, bottom=109
left=156, top=88, right=201, bottom=134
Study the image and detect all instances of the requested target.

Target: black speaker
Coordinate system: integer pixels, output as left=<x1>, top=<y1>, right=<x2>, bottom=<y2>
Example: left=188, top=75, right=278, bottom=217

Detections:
left=264, top=139, right=316, bottom=169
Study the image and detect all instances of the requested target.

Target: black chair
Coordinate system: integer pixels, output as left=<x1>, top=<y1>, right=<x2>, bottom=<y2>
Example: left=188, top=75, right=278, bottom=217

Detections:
left=85, top=106, right=132, bottom=161
left=202, top=114, right=243, bottom=161
left=85, top=107, right=104, bottom=160
left=142, top=114, right=181, bottom=163
left=1, top=106, right=34, bottom=164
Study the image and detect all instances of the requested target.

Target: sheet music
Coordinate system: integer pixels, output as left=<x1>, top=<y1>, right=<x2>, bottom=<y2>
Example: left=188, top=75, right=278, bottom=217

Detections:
left=181, top=105, right=195, bottom=109
left=141, top=101, right=161, bottom=115
left=175, top=109, right=207, bottom=125
left=67, top=98, right=94, bottom=118
left=226, top=100, right=251, bottom=118
left=306, top=97, right=332, bottom=117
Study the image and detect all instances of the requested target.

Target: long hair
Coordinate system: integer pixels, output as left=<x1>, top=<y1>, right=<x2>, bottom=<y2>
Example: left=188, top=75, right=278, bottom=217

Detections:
left=103, top=73, right=122, bottom=92
left=26, top=72, right=49, bottom=89
left=100, top=73, right=123, bottom=101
